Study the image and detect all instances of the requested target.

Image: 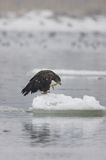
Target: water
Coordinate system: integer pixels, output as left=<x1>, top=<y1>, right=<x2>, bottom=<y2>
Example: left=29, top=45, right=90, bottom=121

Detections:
left=0, top=19, right=106, bottom=159
left=0, top=114, right=106, bottom=160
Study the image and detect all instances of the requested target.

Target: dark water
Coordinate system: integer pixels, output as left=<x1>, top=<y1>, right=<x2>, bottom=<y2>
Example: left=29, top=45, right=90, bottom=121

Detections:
left=0, top=32, right=106, bottom=160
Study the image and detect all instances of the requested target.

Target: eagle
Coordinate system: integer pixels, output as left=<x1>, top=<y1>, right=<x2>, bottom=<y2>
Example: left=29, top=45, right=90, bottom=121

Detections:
left=22, top=70, right=61, bottom=96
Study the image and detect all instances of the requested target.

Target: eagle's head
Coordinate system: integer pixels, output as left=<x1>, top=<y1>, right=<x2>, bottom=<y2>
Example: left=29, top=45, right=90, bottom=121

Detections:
left=53, top=74, right=61, bottom=85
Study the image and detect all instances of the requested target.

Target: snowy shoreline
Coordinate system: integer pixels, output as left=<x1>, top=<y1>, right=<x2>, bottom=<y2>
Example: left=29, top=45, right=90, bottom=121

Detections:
left=0, top=10, right=106, bottom=32
left=0, top=10, right=106, bottom=50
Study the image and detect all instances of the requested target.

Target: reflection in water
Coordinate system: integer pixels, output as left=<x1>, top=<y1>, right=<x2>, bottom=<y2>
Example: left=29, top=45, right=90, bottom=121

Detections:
left=24, top=123, right=51, bottom=145
left=23, top=117, right=104, bottom=147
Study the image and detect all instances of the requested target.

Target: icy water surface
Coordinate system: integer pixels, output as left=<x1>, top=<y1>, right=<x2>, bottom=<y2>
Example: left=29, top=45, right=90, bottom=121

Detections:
left=0, top=113, right=106, bottom=160
left=0, top=30, right=106, bottom=160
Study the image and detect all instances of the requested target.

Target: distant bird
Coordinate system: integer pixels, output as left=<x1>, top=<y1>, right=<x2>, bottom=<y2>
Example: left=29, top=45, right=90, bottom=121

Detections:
left=22, top=70, right=61, bottom=96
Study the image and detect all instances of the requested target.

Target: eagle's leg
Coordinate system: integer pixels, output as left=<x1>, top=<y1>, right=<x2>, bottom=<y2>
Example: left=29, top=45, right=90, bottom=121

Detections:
left=41, top=91, right=50, bottom=94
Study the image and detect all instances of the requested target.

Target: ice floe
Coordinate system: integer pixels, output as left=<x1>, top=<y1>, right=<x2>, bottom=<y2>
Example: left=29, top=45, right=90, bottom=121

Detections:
left=32, top=93, right=105, bottom=110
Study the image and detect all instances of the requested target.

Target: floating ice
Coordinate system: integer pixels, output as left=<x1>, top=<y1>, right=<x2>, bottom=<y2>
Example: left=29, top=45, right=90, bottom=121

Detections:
left=32, top=93, right=105, bottom=110
left=0, top=105, right=25, bottom=112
